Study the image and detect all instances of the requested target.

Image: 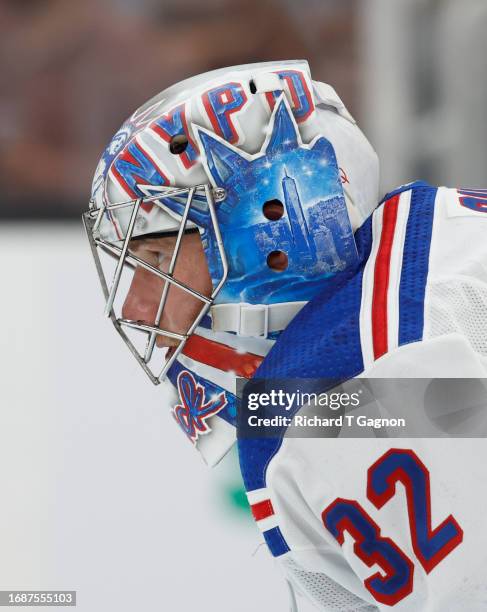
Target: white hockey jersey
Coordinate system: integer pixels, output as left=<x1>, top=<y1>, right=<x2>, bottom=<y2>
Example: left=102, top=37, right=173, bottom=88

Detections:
left=238, top=183, right=487, bottom=611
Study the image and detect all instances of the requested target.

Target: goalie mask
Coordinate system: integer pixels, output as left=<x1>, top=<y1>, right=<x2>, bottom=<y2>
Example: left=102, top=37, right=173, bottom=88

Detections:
left=83, top=60, right=379, bottom=465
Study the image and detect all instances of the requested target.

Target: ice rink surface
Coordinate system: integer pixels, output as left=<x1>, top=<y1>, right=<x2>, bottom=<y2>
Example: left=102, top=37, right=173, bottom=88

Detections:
left=0, top=223, right=315, bottom=611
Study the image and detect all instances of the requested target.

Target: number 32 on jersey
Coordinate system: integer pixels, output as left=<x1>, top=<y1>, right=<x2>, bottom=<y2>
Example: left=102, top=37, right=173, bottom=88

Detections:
left=322, top=449, right=463, bottom=606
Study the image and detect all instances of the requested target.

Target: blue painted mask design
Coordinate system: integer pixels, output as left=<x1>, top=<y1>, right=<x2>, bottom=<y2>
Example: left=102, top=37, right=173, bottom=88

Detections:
left=146, top=96, right=359, bottom=305
left=195, top=96, right=359, bottom=304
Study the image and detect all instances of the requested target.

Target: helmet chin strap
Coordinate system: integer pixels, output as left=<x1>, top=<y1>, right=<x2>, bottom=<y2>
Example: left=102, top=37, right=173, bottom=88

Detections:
left=210, top=301, right=307, bottom=338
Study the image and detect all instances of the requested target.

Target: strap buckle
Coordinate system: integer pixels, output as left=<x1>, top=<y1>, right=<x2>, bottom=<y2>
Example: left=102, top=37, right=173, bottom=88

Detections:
left=237, top=303, right=269, bottom=338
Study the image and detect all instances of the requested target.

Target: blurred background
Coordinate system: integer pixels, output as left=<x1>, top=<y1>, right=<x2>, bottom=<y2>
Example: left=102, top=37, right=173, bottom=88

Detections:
left=0, top=0, right=486, bottom=610
left=2, top=0, right=487, bottom=219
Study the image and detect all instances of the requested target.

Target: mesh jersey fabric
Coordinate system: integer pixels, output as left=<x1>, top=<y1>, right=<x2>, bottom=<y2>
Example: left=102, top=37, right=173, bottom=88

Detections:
left=427, top=278, right=487, bottom=357
left=283, top=558, right=378, bottom=612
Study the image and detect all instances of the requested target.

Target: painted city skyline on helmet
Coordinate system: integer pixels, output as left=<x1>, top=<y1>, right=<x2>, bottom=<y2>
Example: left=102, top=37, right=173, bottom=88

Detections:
left=194, top=96, right=359, bottom=304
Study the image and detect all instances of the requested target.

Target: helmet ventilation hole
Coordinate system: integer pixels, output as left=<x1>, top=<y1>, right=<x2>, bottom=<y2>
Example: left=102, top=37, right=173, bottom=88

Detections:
left=263, top=199, right=284, bottom=220
left=249, top=79, right=257, bottom=94
left=169, top=134, right=189, bottom=155
left=267, top=250, right=288, bottom=272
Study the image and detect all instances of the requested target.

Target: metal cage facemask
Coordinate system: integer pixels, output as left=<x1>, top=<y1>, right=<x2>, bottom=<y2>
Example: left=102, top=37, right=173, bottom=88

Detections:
left=82, top=184, right=228, bottom=385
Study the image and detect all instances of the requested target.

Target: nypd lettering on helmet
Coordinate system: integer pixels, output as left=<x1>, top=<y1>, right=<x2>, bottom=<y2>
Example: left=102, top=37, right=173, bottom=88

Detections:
left=202, top=81, right=248, bottom=145
left=150, top=103, right=198, bottom=169
left=110, top=137, right=171, bottom=211
left=265, top=70, right=314, bottom=123
left=109, top=70, right=316, bottom=204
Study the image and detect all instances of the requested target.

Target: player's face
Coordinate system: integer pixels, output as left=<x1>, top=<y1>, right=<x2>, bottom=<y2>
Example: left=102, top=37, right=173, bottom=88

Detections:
left=122, top=232, right=212, bottom=355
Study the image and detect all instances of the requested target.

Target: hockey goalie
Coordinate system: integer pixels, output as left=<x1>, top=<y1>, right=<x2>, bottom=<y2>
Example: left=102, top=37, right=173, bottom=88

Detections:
left=83, top=61, right=487, bottom=611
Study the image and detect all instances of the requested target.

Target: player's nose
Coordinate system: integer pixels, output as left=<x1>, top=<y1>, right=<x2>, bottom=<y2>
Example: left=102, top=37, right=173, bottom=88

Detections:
left=122, top=267, right=181, bottom=349
left=122, top=268, right=159, bottom=323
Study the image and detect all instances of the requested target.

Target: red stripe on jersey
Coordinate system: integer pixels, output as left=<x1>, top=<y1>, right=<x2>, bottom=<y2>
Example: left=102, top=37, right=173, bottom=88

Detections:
left=251, top=499, right=275, bottom=521
left=372, top=195, right=400, bottom=360
left=182, top=335, right=263, bottom=378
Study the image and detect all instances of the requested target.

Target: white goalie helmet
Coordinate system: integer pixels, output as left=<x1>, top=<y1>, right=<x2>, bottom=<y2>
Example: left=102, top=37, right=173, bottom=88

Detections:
left=84, top=60, right=379, bottom=464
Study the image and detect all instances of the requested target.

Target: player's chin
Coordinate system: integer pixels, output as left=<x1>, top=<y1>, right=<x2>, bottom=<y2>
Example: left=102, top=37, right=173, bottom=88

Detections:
left=164, top=346, right=178, bottom=361
left=155, top=330, right=182, bottom=359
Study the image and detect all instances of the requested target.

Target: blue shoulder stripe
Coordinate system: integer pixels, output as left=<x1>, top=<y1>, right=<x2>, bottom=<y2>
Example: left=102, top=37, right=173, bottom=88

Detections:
left=398, top=185, right=437, bottom=345
left=263, top=526, right=291, bottom=557
left=380, top=181, right=431, bottom=204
